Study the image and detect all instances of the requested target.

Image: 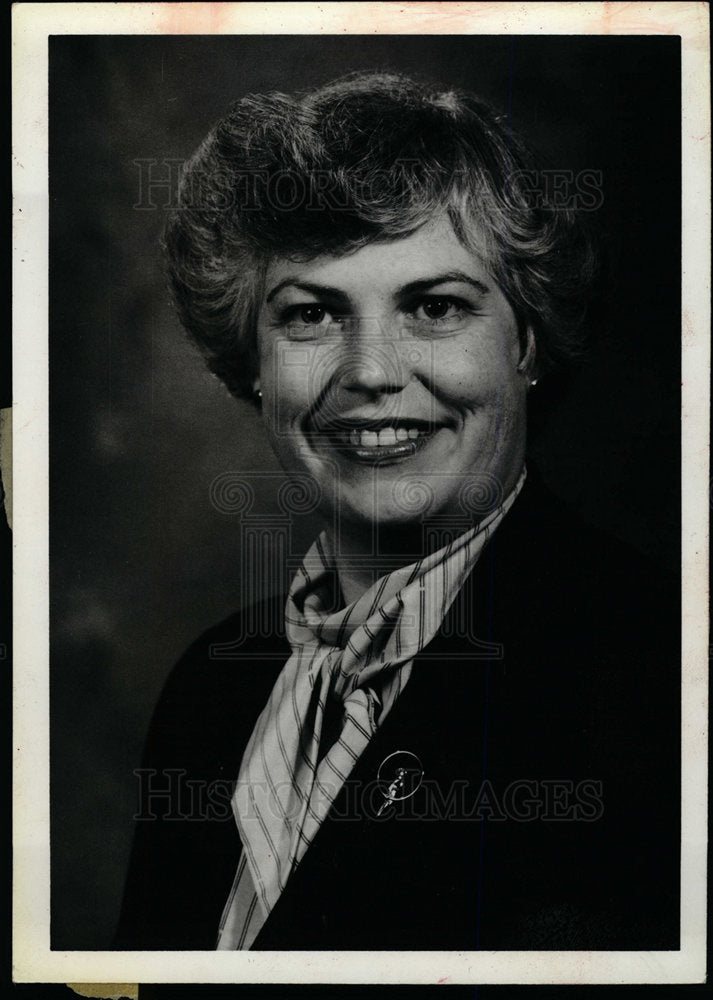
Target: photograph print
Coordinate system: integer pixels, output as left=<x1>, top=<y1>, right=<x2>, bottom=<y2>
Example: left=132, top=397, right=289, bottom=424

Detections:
left=47, top=28, right=685, bottom=961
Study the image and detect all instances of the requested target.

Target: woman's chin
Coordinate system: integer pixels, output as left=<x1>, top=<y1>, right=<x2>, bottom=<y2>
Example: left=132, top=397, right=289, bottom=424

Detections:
left=329, top=493, right=454, bottom=534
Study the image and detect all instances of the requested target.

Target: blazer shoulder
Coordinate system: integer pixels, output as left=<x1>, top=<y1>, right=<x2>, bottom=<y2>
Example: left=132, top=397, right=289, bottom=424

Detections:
left=506, top=473, right=678, bottom=602
left=490, top=473, right=680, bottom=683
left=142, top=594, right=289, bottom=767
left=115, top=596, right=289, bottom=950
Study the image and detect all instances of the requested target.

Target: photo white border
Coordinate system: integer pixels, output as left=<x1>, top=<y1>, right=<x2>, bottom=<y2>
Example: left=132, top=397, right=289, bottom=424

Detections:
left=12, top=1, right=710, bottom=985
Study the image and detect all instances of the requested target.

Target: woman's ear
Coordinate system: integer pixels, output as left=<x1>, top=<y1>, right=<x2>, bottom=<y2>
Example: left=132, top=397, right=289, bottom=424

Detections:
left=516, top=327, right=538, bottom=386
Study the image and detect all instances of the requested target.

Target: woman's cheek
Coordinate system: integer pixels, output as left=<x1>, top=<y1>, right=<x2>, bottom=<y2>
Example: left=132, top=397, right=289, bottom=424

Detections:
left=431, top=354, right=494, bottom=409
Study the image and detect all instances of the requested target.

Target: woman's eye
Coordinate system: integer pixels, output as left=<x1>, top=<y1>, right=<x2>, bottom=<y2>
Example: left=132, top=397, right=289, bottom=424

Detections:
left=406, top=296, right=477, bottom=338
left=411, top=296, right=471, bottom=327
left=298, top=305, right=327, bottom=325
left=420, top=297, right=456, bottom=321
left=281, top=303, right=338, bottom=339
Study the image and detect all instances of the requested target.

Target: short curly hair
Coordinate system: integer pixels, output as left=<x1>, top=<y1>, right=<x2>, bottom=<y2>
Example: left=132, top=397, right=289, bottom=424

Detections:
left=165, top=71, right=599, bottom=402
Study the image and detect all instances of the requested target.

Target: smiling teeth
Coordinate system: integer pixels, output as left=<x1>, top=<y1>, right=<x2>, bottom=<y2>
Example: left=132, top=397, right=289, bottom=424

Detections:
left=347, top=427, right=429, bottom=447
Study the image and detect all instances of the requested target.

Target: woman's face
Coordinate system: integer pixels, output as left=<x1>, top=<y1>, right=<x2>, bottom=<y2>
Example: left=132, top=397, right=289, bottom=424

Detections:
left=256, top=216, right=531, bottom=531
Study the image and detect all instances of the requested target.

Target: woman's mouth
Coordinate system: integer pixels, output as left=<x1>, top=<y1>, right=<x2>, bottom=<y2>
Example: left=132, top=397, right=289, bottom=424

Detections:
left=310, top=421, right=442, bottom=464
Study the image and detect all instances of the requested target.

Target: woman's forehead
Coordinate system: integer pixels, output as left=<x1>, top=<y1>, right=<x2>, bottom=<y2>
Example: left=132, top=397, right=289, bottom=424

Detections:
left=263, top=216, right=493, bottom=295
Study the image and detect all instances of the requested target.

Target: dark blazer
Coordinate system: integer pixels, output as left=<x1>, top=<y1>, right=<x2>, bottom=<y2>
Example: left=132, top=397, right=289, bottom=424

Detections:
left=115, top=474, right=680, bottom=950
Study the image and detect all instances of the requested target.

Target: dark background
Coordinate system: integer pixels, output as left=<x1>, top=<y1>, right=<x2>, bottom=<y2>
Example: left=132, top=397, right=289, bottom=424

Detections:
left=49, top=35, right=680, bottom=950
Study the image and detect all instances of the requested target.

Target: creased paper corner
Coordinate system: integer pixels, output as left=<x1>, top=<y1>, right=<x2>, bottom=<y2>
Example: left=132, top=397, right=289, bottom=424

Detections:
left=67, top=985, right=138, bottom=1000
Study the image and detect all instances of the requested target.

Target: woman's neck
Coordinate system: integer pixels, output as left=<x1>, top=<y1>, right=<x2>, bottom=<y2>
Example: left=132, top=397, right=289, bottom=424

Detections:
left=324, top=520, right=432, bottom=606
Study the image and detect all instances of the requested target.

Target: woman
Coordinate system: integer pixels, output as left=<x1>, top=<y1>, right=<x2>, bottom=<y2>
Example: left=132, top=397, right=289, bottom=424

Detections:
left=116, top=72, right=679, bottom=951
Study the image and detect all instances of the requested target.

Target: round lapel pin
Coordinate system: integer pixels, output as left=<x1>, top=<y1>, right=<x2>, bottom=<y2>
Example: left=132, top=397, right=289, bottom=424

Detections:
left=376, top=750, right=424, bottom=817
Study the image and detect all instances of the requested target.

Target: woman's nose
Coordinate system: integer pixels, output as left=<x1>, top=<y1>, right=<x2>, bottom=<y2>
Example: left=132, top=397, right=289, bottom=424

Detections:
left=336, top=320, right=409, bottom=396
left=338, top=346, right=405, bottom=395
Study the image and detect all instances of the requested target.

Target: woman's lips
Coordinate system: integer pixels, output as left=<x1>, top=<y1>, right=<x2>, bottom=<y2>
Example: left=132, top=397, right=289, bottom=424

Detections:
left=347, top=426, right=424, bottom=447
left=310, top=422, right=442, bottom=464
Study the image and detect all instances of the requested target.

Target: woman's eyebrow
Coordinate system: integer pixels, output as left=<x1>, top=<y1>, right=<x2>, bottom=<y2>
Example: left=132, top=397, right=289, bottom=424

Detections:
left=397, top=272, right=491, bottom=298
left=265, top=279, right=350, bottom=305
